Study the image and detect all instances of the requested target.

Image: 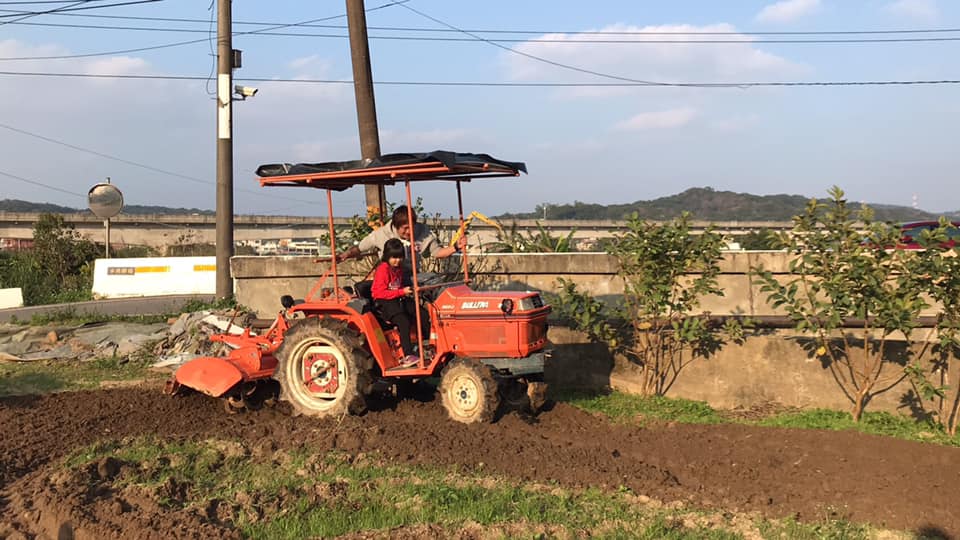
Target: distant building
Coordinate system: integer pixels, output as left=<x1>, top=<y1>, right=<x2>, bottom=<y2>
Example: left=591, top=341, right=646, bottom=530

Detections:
left=0, top=238, right=33, bottom=251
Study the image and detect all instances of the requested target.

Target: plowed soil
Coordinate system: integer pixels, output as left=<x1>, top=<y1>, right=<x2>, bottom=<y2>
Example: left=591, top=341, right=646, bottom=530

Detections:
left=1, top=387, right=958, bottom=539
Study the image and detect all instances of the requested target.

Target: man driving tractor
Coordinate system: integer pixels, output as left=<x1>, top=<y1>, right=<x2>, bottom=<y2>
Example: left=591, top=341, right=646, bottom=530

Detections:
left=336, top=205, right=467, bottom=270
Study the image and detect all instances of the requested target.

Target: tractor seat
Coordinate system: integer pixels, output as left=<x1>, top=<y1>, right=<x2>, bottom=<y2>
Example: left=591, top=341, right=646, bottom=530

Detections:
left=352, top=280, right=395, bottom=329
left=280, top=295, right=304, bottom=309
left=354, top=280, right=374, bottom=301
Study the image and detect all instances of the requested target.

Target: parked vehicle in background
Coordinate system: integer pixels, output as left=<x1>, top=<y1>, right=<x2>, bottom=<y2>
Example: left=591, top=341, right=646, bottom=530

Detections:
left=898, top=221, right=960, bottom=249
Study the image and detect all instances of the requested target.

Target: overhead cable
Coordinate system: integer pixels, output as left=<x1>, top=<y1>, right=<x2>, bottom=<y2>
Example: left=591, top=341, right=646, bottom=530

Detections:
left=6, top=20, right=960, bottom=44
left=1, top=69, right=958, bottom=87
left=2, top=8, right=959, bottom=35
left=0, top=121, right=305, bottom=202
left=0, top=168, right=86, bottom=197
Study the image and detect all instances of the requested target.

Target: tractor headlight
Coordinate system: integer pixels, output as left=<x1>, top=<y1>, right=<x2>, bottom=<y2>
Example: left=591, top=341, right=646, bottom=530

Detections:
left=500, top=298, right=514, bottom=314
left=517, top=294, right=543, bottom=312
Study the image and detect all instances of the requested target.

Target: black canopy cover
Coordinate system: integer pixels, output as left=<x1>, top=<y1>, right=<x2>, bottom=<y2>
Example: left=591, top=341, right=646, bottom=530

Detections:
left=256, top=151, right=526, bottom=190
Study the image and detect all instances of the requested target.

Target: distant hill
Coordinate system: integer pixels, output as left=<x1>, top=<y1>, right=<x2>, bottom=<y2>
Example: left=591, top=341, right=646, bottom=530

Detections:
left=0, top=199, right=214, bottom=216
left=4, top=190, right=957, bottom=222
left=500, top=188, right=958, bottom=222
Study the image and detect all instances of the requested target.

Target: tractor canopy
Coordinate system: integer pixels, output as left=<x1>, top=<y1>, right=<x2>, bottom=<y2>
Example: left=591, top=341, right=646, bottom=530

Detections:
left=256, top=151, right=526, bottom=190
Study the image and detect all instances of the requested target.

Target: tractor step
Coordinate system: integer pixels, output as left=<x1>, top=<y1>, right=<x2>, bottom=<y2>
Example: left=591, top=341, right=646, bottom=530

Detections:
left=385, top=365, right=420, bottom=374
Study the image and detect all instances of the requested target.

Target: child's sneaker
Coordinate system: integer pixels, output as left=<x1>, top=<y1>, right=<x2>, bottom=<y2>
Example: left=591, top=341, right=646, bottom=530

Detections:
left=400, top=354, right=420, bottom=367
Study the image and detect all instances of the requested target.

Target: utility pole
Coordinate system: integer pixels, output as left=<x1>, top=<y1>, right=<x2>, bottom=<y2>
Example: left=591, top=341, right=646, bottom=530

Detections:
left=346, top=0, right=385, bottom=221
left=215, top=0, right=234, bottom=299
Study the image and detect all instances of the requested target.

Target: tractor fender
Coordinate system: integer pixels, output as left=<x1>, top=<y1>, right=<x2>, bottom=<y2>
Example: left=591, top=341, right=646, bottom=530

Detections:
left=173, top=356, right=244, bottom=398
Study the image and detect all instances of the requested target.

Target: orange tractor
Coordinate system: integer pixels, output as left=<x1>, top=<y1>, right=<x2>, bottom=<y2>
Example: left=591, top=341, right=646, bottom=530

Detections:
left=165, top=152, right=551, bottom=423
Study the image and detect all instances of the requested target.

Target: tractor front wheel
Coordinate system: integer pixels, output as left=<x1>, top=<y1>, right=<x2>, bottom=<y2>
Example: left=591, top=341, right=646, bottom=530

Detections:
left=274, top=318, right=372, bottom=417
left=439, top=357, right=499, bottom=424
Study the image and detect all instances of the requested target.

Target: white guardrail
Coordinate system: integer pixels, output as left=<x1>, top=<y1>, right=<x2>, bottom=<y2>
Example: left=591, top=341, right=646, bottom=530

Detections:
left=92, top=257, right=217, bottom=298
left=0, top=288, right=24, bottom=309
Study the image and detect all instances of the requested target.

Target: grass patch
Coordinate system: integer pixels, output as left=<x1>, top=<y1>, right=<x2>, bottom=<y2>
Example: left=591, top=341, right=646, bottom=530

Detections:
left=64, top=437, right=761, bottom=539
left=554, top=390, right=960, bottom=447
left=758, top=409, right=960, bottom=447
left=63, top=437, right=906, bottom=539
left=554, top=389, right=724, bottom=425
left=759, top=515, right=871, bottom=540
left=0, top=356, right=164, bottom=396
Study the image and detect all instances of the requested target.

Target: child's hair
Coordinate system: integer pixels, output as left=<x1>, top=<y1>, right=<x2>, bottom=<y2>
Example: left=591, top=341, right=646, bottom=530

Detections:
left=381, top=238, right=406, bottom=262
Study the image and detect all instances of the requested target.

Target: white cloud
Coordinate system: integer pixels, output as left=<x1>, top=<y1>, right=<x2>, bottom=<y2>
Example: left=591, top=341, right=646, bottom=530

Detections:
left=83, top=56, right=149, bottom=76
left=503, top=23, right=805, bottom=95
left=755, top=0, right=821, bottom=24
left=883, top=0, right=939, bottom=21
left=288, top=54, right=331, bottom=72
left=711, top=114, right=762, bottom=133
left=614, top=107, right=697, bottom=131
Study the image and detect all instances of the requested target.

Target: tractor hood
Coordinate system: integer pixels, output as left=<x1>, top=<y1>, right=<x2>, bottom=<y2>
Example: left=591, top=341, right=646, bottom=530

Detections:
left=431, top=285, right=549, bottom=318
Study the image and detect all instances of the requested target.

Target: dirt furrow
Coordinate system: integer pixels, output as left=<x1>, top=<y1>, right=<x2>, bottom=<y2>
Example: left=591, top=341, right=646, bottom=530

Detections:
left=0, top=388, right=957, bottom=538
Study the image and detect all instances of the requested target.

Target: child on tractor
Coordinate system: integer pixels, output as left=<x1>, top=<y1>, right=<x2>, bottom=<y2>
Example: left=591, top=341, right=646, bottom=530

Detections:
left=372, top=238, right=430, bottom=367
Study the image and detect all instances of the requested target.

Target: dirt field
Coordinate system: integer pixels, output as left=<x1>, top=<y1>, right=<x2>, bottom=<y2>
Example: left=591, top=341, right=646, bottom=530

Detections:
left=0, top=387, right=957, bottom=539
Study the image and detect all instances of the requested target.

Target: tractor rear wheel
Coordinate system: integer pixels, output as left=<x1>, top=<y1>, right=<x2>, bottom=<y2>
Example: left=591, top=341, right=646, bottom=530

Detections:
left=439, top=357, right=499, bottom=424
left=275, top=318, right=372, bottom=417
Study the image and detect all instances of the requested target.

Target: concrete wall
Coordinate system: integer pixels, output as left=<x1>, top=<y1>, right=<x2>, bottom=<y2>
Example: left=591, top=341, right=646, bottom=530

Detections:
left=547, top=326, right=951, bottom=415
left=232, top=252, right=945, bottom=416
left=0, top=212, right=792, bottom=251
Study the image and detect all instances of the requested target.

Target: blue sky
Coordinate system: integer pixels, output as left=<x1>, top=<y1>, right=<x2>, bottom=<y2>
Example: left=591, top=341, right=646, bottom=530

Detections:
left=1, top=0, right=958, bottom=217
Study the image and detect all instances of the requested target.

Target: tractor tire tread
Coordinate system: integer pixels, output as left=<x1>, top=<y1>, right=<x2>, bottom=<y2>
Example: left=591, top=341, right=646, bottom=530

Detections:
left=439, top=357, right=500, bottom=424
left=274, top=317, right=372, bottom=418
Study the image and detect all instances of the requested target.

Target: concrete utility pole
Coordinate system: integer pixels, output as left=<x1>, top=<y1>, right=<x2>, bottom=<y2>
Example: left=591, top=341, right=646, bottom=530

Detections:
left=215, top=0, right=234, bottom=299
left=345, top=0, right=385, bottom=220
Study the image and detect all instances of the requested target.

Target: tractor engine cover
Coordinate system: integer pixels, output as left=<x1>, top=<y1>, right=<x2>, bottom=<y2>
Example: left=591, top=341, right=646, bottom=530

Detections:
left=431, top=285, right=550, bottom=358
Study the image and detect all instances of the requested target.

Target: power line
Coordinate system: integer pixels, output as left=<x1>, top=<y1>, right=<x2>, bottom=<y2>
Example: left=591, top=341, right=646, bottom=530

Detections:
left=0, top=0, right=89, bottom=26
left=1, top=69, right=958, bottom=87
left=0, top=0, right=160, bottom=19
left=0, top=1, right=408, bottom=62
left=2, top=8, right=959, bottom=36
left=396, top=3, right=671, bottom=87
left=7, top=19, right=960, bottom=44
left=0, top=168, right=86, bottom=197
left=0, top=121, right=305, bottom=202
left=0, top=1, right=105, bottom=4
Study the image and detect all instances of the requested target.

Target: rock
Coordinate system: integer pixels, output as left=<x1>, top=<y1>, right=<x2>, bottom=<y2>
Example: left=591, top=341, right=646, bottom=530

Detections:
left=0, top=340, right=34, bottom=357
left=201, top=314, right=249, bottom=335
left=10, top=329, right=30, bottom=343
left=114, top=334, right=157, bottom=357
left=0, top=351, right=24, bottom=362
left=168, top=313, right=191, bottom=339
left=20, top=344, right=80, bottom=361
left=73, top=322, right=169, bottom=347
left=97, top=457, right=121, bottom=480
left=152, top=353, right=200, bottom=370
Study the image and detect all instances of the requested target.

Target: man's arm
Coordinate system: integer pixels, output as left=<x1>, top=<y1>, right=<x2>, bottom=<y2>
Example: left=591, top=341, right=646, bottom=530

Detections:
left=433, top=233, right=467, bottom=259
left=418, top=225, right=466, bottom=259
left=336, top=245, right=362, bottom=262
left=337, top=227, right=385, bottom=262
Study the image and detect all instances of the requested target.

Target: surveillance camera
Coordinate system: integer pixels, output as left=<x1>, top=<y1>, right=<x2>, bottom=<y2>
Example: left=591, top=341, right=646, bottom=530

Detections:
left=234, top=85, right=258, bottom=98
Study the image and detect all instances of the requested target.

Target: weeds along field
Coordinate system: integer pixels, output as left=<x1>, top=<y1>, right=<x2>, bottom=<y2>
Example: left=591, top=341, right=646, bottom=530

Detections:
left=0, top=380, right=958, bottom=539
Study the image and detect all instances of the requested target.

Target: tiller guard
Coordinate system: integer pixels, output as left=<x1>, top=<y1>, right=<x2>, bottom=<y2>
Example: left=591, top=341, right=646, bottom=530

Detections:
left=164, top=319, right=286, bottom=398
